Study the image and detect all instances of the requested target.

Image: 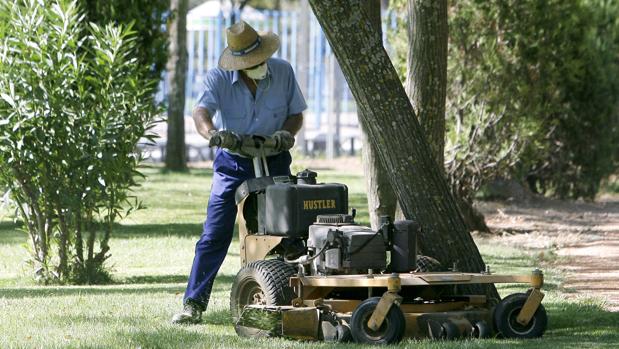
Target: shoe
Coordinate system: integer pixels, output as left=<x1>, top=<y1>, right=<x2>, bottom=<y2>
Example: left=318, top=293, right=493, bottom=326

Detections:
left=171, top=301, right=203, bottom=324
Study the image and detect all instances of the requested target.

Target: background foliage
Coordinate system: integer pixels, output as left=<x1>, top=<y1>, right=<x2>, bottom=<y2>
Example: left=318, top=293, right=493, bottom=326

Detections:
left=83, top=0, right=170, bottom=83
left=0, top=0, right=157, bottom=283
left=390, top=0, right=619, bottom=201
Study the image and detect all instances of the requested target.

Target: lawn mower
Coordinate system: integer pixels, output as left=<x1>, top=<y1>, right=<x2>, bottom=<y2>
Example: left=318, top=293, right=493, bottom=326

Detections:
left=218, top=134, right=548, bottom=345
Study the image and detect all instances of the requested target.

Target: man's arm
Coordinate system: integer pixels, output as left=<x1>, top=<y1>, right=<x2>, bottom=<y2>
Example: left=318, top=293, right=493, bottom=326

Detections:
left=281, top=113, right=303, bottom=135
left=193, top=106, right=217, bottom=140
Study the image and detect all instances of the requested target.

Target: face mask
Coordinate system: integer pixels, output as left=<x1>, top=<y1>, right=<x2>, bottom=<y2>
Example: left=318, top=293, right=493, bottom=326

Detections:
left=244, top=62, right=268, bottom=80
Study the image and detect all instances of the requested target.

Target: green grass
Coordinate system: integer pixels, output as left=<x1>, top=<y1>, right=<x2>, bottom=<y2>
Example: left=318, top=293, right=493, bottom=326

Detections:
left=1, top=166, right=618, bottom=348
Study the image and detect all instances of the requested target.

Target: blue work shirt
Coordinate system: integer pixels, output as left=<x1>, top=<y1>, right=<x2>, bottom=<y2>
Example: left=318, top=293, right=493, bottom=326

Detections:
left=196, top=57, right=307, bottom=136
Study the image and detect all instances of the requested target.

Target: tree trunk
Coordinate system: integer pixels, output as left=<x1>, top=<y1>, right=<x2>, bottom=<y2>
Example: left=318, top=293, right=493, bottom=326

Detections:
left=359, top=0, right=398, bottom=230
left=406, top=0, right=447, bottom=167
left=308, top=0, right=497, bottom=298
left=165, top=0, right=188, bottom=171
left=56, top=204, right=69, bottom=278
left=407, top=0, right=489, bottom=233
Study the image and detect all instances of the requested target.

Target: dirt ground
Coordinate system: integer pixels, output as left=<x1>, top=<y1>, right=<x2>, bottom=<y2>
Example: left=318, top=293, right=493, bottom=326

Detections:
left=477, top=194, right=619, bottom=311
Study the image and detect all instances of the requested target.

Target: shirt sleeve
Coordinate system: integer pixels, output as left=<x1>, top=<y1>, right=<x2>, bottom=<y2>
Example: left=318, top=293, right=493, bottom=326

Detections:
left=286, top=65, right=308, bottom=116
left=195, top=69, right=220, bottom=116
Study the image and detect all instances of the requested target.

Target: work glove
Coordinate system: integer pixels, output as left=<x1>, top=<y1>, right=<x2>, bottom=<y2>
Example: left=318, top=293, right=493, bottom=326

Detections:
left=272, top=130, right=295, bottom=152
left=208, top=130, right=241, bottom=151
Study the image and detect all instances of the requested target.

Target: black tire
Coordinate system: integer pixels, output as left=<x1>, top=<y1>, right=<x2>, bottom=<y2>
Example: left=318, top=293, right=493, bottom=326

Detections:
left=472, top=320, right=491, bottom=338
left=350, top=297, right=406, bottom=345
left=439, top=320, right=460, bottom=340
left=493, top=293, right=547, bottom=339
left=230, top=259, right=296, bottom=337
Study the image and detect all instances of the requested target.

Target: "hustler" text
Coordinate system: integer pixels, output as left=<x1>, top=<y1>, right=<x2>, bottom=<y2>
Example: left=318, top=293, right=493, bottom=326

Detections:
left=303, top=199, right=337, bottom=210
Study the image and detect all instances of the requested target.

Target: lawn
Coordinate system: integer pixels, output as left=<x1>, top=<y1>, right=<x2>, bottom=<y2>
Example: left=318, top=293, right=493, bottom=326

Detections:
left=1, top=166, right=617, bottom=348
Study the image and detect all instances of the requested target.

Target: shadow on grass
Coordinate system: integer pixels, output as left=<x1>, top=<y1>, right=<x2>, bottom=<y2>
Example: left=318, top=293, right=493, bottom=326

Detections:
left=1, top=272, right=237, bottom=300
left=0, top=284, right=185, bottom=299
left=112, top=223, right=241, bottom=242
left=2, top=221, right=243, bottom=244
left=0, top=221, right=204, bottom=242
left=121, top=274, right=189, bottom=284
left=113, top=223, right=202, bottom=239
left=0, top=221, right=25, bottom=244
left=120, top=273, right=235, bottom=287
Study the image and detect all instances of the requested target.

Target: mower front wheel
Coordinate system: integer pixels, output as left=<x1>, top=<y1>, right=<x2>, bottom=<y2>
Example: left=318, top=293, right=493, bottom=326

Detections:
left=350, top=297, right=406, bottom=345
left=493, top=293, right=547, bottom=338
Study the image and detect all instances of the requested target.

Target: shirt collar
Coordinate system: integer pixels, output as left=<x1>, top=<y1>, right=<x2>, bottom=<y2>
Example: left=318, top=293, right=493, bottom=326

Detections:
left=232, top=70, right=241, bottom=85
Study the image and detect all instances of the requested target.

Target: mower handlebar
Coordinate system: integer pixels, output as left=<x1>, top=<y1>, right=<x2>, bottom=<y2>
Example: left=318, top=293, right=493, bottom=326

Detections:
left=216, top=134, right=281, bottom=159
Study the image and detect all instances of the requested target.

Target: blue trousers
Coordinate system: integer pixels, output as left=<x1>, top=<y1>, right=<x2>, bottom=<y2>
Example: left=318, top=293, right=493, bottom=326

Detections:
left=184, top=149, right=292, bottom=309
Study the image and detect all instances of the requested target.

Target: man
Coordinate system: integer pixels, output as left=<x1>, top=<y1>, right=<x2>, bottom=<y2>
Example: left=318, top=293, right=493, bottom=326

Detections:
left=172, top=21, right=306, bottom=324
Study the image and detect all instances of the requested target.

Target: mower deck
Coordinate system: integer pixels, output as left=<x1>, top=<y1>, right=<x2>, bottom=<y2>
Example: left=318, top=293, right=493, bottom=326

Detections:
left=235, top=269, right=546, bottom=341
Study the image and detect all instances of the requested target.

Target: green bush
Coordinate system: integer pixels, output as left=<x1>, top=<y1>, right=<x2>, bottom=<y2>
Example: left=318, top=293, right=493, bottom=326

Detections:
left=448, top=0, right=619, bottom=200
left=82, top=0, right=170, bottom=83
left=389, top=0, right=619, bottom=201
left=525, top=0, right=619, bottom=199
left=0, top=0, right=157, bottom=283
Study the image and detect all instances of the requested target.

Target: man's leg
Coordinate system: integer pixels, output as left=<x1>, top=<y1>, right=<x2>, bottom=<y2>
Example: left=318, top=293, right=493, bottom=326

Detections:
left=173, top=152, right=249, bottom=324
left=183, top=180, right=239, bottom=308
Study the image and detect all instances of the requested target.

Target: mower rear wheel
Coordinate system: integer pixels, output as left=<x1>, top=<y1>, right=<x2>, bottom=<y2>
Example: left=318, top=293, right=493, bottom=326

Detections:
left=335, top=324, right=352, bottom=342
left=230, top=259, right=296, bottom=338
left=439, top=320, right=460, bottom=340
left=350, top=297, right=406, bottom=344
left=493, top=293, right=547, bottom=338
left=472, top=320, right=491, bottom=338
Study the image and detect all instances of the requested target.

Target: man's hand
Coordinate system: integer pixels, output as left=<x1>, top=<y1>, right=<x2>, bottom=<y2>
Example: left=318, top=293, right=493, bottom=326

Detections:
left=272, top=130, right=295, bottom=152
left=208, top=130, right=241, bottom=150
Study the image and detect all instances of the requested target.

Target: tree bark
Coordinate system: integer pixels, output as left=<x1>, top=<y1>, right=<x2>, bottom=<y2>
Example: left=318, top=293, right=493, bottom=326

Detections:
left=359, top=0, right=398, bottom=230
left=408, top=0, right=489, bottom=233
left=406, top=0, right=447, bottom=167
left=165, top=0, right=188, bottom=171
left=308, top=0, right=497, bottom=298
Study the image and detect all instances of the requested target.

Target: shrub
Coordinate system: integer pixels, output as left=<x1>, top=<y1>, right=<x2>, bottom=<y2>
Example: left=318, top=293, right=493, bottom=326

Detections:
left=446, top=0, right=619, bottom=200
left=82, top=0, right=170, bottom=83
left=0, top=0, right=157, bottom=283
left=389, top=0, right=619, bottom=201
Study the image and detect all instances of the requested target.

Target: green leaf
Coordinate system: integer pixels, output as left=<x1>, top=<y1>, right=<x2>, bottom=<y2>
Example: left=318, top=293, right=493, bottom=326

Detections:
left=0, top=93, right=15, bottom=107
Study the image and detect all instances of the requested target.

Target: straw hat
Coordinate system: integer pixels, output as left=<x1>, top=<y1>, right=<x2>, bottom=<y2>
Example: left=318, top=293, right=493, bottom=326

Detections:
left=218, top=21, right=280, bottom=71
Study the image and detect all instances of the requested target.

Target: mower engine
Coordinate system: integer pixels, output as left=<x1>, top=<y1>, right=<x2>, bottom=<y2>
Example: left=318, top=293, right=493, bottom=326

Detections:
left=306, top=214, right=387, bottom=275
left=235, top=167, right=419, bottom=276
